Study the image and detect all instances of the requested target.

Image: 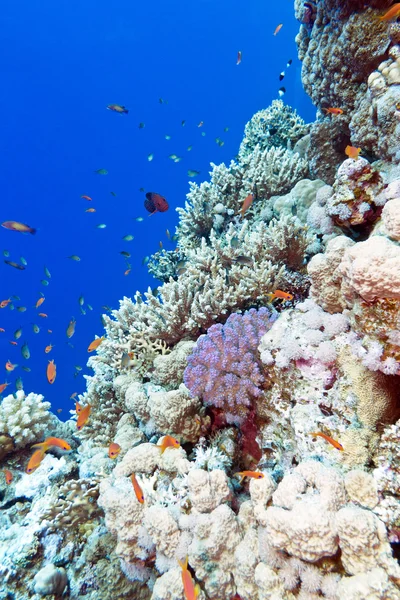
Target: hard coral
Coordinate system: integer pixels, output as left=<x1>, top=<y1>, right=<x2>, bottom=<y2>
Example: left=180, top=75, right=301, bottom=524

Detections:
left=238, top=100, right=310, bottom=158
left=184, top=307, right=276, bottom=425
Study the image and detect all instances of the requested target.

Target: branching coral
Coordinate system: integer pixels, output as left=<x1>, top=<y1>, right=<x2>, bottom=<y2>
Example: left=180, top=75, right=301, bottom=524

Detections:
left=0, top=390, right=52, bottom=458
left=238, top=100, right=310, bottom=158
left=184, top=307, right=276, bottom=425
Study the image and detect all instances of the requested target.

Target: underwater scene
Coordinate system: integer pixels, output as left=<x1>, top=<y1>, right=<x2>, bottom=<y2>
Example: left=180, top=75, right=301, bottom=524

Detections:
left=2, top=0, right=400, bottom=598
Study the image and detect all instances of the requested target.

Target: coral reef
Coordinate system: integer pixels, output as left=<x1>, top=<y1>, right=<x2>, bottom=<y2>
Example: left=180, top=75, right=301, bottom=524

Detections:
left=4, top=2, right=400, bottom=598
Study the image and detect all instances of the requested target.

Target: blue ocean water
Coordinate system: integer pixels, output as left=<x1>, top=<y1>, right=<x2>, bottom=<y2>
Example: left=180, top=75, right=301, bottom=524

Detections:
left=0, top=0, right=314, bottom=416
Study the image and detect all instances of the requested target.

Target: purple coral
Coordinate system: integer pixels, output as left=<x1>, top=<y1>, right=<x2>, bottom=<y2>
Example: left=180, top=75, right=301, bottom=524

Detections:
left=183, top=307, right=276, bottom=425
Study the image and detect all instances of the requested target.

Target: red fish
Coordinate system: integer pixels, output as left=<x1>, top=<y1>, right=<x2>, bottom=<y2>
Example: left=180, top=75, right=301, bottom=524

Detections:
left=273, top=23, right=283, bottom=36
left=144, top=192, right=169, bottom=215
left=81, top=195, right=92, bottom=201
left=131, top=473, right=145, bottom=503
left=240, top=193, right=254, bottom=218
left=309, top=432, right=344, bottom=451
left=0, top=382, right=10, bottom=394
left=156, top=435, right=180, bottom=454
left=323, top=107, right=344, bottom=115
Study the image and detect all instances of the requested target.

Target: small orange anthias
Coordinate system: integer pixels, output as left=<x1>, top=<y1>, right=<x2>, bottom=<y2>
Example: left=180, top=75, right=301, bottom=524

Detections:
left=156, top=435, right=180, bottom=453
left=31, top=437, right=71, bottom=452
left=178, top=556, right=201, bottom=600
left=26, top=449, right=46, bottom=474
left=76, top=403, right=92, bottom=430
left=309, top=432, right=344, bottom=451
left=345, top=145, right=361, bottom=160
left=3, top=469, right=13, bottom=484
left=47, top=359, right=56, bottom=384
left=131, top=473, right=145, bottom=504
left=108, top=442, right=121, bottom=459
left=234, top=471, right=265, bottom=484
left=268, top=289, right=294, bottom=302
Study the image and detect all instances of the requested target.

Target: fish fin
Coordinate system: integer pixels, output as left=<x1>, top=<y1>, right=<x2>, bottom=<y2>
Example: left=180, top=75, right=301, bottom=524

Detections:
left=31, top=442, right=46, bottom=449
left=194, top=583, right=201, bottom=597
left=177, top=556, right=188, bottom=570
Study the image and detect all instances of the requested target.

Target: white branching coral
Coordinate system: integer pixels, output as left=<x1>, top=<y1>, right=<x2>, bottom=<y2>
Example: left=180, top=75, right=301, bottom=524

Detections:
left=240, top=145, right=308, bottom=200
left=0, top=390, right=52, bottom=452
left=238, top=100, right=310, bottom=158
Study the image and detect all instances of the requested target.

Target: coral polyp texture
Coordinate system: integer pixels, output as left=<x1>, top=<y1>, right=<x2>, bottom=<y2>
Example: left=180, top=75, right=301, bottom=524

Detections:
left=4, top=1, right=400, bottom=599
left=184, top=307, right=276, bottom=425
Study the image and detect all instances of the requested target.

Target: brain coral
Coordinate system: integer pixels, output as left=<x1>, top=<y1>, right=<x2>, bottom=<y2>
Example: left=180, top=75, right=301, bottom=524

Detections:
left=184, top=307, right=275, bottom=425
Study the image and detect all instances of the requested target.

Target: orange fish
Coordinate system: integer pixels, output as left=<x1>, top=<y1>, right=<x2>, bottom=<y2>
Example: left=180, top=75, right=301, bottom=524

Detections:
left=131, top=473, right=145, bottom=504
left=9, top=341, right=17, bottom=346
left=345, top=145, right=361, bottom=159
left=0, top=382, right=10, bottom=394
left=178, top=557, right=201, bottom=600
left=378, top=3, right=400, bottom=21
left=236, top=50, right=242, bottom=65
left=273, top=23, right=283, bottom=36
left=235, top=470, right=264, bottom=484
left=26, top=449, right=46, bottom=474
left=47, top=359, right=56, bottom=384
left=87, top=336, right=105, bottom=352
left=75, top=400, right=82, bottom=412
left=310, top=432, right=344, bottom=451
left=32, top=437, right=71, bottom=452
left=47, top=329, right=52, bottom=333
left=81, top=195, right=92, bottom=201
left=44, top=344, right=54, bottom=354
left=3, top=469, right=12, bottom=484
left=0, top=299, right=11, bottom=308
left=323, top=107, right=344, bottom=115
left=77, top=404, right=92, bottom=430
left=268, top=289, right=294, bottom=302
left=124, top=268, right=131, bottom=276
left=85, top=208, right=96, bottom=213
left=5, top=361, right=17, bottom=372
left=108, top=442, right=121, bottom=459
left=240, top=193, right=254, bottom=218
left=38, top=313, right=48, bottom=318
left=156, top=435, right=180, bottom=454
left=57, top=408, right=62, bottom=413
left=35, top=297, right=45, bottom=308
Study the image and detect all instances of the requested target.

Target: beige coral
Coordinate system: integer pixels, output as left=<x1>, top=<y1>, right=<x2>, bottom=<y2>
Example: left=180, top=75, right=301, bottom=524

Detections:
left=188, top=469, right=231, bottom=513
left=344, top=470, right=379, bottom=509
left=307, top=235, right=355, bottom=313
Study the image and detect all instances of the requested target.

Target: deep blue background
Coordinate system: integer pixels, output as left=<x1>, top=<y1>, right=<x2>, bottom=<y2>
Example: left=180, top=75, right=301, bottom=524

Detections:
left=0, top=0, right=314, bottom=416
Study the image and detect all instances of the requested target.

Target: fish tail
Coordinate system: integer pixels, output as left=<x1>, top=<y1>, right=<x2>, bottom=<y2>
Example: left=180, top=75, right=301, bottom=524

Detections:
left=178, top=556, right=188, bottom=571
left=31, top=442, right=47, bottom=450
left=194, top=583, right=201, bottom=597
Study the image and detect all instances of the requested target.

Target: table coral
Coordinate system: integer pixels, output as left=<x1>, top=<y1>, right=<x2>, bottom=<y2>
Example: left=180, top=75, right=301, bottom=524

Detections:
left=184, top=307, right=276, bottom=425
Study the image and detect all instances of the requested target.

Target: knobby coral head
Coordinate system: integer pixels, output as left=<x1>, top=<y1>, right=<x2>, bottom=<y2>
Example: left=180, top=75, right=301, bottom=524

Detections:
left=183, top=307, right=276, bottom=425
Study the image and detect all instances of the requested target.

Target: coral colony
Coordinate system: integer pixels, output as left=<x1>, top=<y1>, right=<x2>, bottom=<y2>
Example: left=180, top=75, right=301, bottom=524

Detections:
left=3, top=1, right=400, bottom=599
